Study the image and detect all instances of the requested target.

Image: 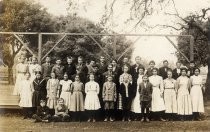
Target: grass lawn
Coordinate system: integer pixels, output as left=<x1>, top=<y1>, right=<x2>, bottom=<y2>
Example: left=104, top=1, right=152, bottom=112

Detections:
left=0, top=111, right=210, bottom=132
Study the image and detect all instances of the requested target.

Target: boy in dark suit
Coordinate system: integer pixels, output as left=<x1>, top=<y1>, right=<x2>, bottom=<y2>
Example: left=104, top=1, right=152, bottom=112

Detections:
left=32, top=100, right=51, bottom=123
left=159, top=60, right=172, bottom=79
left=139, top=75, right=153, bottom=122
left=172, top=61, right=182, bottom=79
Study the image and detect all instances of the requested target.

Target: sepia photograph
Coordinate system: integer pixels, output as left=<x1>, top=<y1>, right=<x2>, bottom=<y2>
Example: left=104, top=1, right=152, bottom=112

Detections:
left=0, top=0, right=210, bottom=131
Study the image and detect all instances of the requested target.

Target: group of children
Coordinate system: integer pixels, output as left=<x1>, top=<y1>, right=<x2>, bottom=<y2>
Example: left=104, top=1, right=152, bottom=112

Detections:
left=14, top=55, right=206, bottom=123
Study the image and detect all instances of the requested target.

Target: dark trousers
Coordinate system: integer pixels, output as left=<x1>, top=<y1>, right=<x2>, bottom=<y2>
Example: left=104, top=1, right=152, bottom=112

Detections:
left=32, top=114, right=51, bottom=122
left=105, top=109, right=114, bottom=119
left=52, top=114, right=70, bottom=122
left=22, top=107, right=33, bottom=118
left=141, top=101, right=150, bottom=120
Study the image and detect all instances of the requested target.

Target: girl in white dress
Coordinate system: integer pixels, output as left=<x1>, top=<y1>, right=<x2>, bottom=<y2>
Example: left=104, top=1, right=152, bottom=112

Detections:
left=163, top=70, right=177, bottom=121
left=47, top=72, right=60, bottom=115
left=13, top=56, right=28, bottom=95
left=149, top=68, right=166, bottom=121
left=131, top=67, right=144, bottom=120
left=29, top=56, right=42, bottom=82
left=19, top=72, right=34, bottom=119
left=190, top=68, right=205, bottom=120
left=85, top=74, right=101, bottom=122
left=59, top=73, right=72, bottom=110
left=176, top=68, right=192, bottom=121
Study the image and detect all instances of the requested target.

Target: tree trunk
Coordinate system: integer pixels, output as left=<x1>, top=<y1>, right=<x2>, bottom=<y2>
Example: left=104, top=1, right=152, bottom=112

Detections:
left=8, top=66, right=14, bottom=85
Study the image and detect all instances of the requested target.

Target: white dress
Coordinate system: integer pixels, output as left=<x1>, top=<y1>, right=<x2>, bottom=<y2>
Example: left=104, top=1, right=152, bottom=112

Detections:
left=163, top=78, right=177, bottom=113
left=13, top=63, right=28, bottom=95
left=131, top=75, right=143, bottom=113
left=19, top=79, right=34, bottom=107
left=190, top=75, right=204, bottom=113
left=84, top=81, right=101, bottom=110
left=60, top=80, right=72, bottom=109
left=29, top=64, right=42, bottom=82
left=149, top=75, right=165, bottom=112
left=177, top=76, right=192, bottom=115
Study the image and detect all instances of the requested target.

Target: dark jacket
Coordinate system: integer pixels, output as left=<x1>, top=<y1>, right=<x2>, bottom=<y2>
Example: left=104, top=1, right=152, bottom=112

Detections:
left=172, top=68, right=181, bottom=79
left=139, top=82, right=153, bottom=102
left=159, top=67, right=172, bottom=79
left=119, top=83, right=134, bottom=110
left=36, top=106, right=50, bottom=117
left=64, top=64, right=76, bottom=80
left=42, top=63, right=53, bottom=78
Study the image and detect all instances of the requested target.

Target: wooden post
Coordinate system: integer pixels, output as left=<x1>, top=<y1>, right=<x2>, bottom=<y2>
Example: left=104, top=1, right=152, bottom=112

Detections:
left=113, top=35, right=117, bottom=59
left=38, top=33, right=42, bottom=64
left=190, top=36, right=194, bottom=61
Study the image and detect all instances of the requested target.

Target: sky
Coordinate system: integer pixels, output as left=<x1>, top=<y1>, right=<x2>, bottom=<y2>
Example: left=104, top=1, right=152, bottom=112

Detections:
left=35, top=0, right=210, bottom=66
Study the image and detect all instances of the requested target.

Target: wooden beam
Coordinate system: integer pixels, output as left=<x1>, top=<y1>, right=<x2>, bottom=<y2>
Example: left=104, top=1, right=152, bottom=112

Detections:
left=165, top=36, right=190, bottom=63
left=113, top=36, right=117, bottom=59
left=83, top=29, right=111, bottom=58
left=38, top=33, right=42, bottom=64
left=41, top=34, right=67, bottom=61
left=117, top=36, right=142, bottom=61
left=13, top=34, right=34, bottom=55
left=190, top=36, right=194, bottom=61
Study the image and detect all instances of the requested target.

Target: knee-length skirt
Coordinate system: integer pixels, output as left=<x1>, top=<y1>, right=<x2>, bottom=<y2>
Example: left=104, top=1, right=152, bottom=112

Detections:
left=60, top=91, right=71, bottom=110
left=84, top=93, right=100, bottom=110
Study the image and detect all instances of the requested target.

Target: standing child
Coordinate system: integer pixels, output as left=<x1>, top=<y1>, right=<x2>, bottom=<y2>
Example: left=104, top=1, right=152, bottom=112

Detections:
left=131, top=67, right=145, bottom=120
left=102, top=76, right=117, bottom=122
left=52, top=98, right=70, bottom=122
left=32, top=71, right=47, bottom=113
left=149, top=68, right=166, bottom=121
left=19, top=72, right=34, bottom=119
left=70, top=75, right=85, bottom=121
left=32, top=100, right=51, bottom=123
left=59, top=73, right=72, bottom=110
left=46, top=72, right=60, bottom=115
left=190, top=68, right=205, bottom=121
left=163, top=70, right=177, bottom=121
left=176, top=68, right=192, bottom=121
left=118, top=67, right=134, bottom=121
left=51, top=57, right=64, bottom=80
left=84, top=74, right=101, bottom=122
left=139, top=75, right=153, bottom=122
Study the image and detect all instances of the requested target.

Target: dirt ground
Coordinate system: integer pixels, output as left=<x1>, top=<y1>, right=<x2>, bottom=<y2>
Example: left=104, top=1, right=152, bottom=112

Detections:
left=0, top=110, right=210, bottom=132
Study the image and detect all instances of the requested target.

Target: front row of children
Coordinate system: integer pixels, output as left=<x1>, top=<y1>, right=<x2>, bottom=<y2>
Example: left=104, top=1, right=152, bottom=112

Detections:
left=19, top=67, right=205, bottom=123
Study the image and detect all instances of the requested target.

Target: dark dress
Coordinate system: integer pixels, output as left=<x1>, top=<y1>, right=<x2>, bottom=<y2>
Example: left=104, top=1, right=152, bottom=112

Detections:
left=119, top=83, right=134, bottom=110
left=64, top=64, right=76, bottom=80
left=32, top=78, right=47, bottom=107
left=159, top=67, right=172, bottom=79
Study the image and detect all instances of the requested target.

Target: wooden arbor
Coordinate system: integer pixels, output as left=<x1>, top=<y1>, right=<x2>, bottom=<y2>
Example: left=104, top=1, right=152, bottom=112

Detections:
left=0, top=32, right=194, bottom=63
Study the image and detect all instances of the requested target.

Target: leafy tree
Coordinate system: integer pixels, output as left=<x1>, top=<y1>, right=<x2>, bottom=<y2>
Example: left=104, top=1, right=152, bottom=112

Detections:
left=0, top=0, right=55, bottom=84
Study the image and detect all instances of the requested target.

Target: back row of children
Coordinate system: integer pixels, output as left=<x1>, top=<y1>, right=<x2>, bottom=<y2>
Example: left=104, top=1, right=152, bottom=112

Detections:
left=14, top=55, right=205, bottom=122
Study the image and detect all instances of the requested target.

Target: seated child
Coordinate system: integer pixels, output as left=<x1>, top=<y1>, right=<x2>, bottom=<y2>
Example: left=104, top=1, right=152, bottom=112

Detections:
left=52, top=98, right=70, bottom=122
left=32, top=100, right=51, bottom=123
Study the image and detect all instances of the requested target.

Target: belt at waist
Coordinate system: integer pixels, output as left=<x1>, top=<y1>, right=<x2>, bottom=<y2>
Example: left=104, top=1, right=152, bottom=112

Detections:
left=165, top=88, right=175, bottom=89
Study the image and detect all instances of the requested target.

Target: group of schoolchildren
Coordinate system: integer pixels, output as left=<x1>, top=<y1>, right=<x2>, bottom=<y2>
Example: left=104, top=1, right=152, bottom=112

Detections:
left=13, top=55, right=205, bottom=123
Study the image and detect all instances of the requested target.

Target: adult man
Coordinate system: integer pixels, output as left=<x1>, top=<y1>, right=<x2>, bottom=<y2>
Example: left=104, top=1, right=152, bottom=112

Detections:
left=98, top=56, right=107, bottom=74
left=159, top=60, right=172, bottom=80
left=172, top=61, right=182, bottom=79
left=64, top=56, right=76, bottom=80
left=187, top=61, right=196, bottom=77
left=130, top=56, right=145, bottom=96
